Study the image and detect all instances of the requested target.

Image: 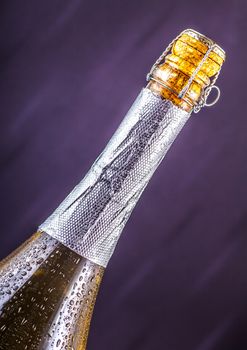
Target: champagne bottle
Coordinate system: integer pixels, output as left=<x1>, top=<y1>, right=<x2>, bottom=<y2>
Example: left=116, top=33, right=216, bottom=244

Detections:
left=0, top=29, right=225, bottom=349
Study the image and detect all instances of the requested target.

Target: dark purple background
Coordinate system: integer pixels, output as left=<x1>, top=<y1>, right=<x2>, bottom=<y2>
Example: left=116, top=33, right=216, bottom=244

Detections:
left=0, top=0, right=247, bottom=349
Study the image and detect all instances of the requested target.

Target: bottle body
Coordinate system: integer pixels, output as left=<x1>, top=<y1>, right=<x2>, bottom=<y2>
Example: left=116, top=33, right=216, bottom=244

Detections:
left=0, top=231, right=103, bottom=349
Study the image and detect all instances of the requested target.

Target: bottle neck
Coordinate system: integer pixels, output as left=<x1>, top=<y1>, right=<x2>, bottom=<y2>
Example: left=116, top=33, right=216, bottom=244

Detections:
left=39, top=87, right=191, bottom=268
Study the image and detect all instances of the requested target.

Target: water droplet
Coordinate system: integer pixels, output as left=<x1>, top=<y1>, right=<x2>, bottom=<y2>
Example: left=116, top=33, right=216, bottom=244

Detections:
left=90, top=275, right=95, bottom=282
left=0, top=324, right=7, bottom=331
left=36, top=258, right=44, bottom=264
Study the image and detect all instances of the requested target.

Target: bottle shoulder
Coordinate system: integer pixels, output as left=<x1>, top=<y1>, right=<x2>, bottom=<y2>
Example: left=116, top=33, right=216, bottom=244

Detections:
left=0, top=231, right=104, bottom=349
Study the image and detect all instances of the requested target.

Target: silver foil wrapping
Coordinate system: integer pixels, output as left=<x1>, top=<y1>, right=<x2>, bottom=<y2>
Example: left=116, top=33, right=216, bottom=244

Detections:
left=39, top=88, right=191, bottom=267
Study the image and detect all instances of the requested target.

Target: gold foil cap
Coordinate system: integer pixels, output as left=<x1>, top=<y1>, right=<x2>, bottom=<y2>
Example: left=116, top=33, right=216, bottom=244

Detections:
left=147, top=29, right=226, bottom=113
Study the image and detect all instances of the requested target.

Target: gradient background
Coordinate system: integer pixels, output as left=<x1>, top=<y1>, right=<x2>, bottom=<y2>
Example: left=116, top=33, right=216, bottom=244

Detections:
left=0, top=0, right=246, bottom=349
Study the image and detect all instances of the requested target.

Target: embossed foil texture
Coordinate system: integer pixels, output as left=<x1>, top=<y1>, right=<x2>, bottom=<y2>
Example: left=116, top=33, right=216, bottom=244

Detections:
left=39, top=88, right=191, bottom=267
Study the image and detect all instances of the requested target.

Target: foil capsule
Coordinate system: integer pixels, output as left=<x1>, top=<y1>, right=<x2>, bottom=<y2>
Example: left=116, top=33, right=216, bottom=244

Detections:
left=40, top=29, right=225, bottom=267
